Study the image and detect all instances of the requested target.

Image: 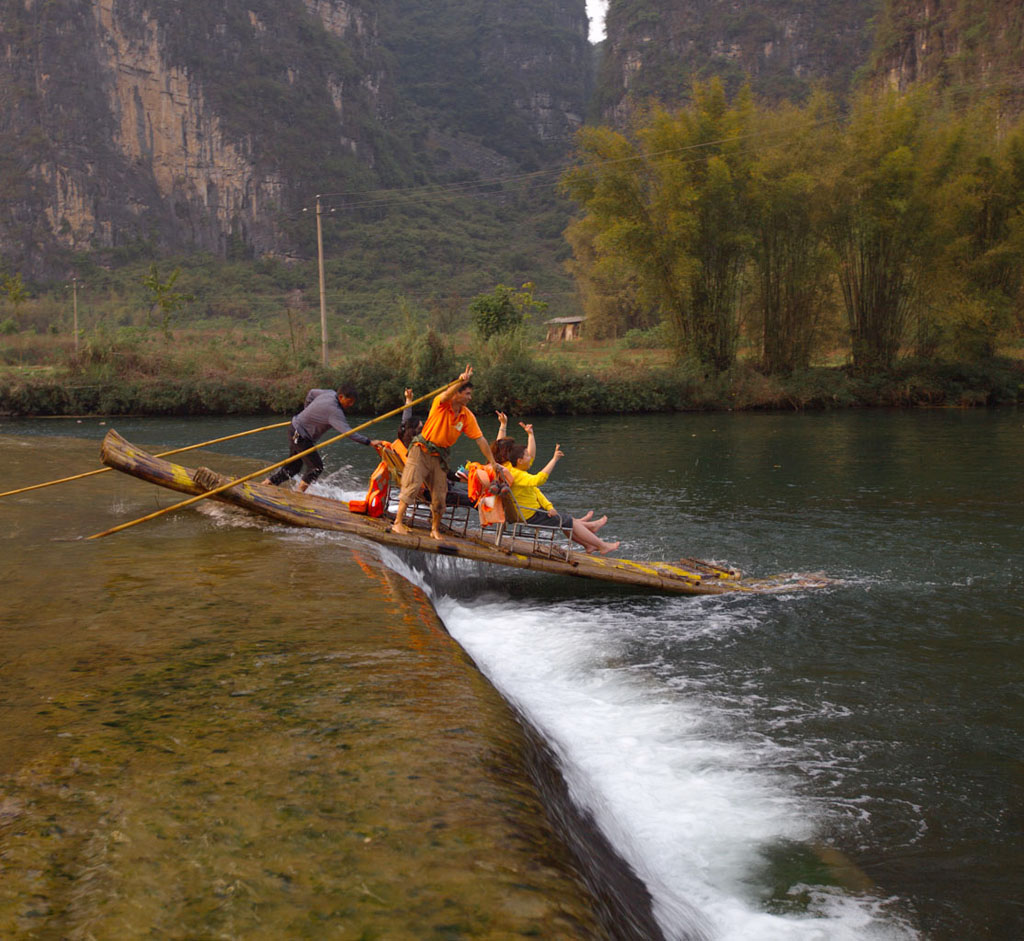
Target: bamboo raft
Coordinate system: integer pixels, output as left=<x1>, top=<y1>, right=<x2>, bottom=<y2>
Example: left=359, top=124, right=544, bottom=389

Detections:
left=100, top=429, right=828, bottom=597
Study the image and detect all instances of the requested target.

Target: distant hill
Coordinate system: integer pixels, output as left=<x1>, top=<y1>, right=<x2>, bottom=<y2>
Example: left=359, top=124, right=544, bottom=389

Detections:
left=2, top=0, right=1021, bottom=307
left=593, top=0, right=880, bottom=121
left=594, top=0, right=1024, bottom=123
left=869, top=0, right=1024, bottom=116
left=0, top=0, right=590, bottom=283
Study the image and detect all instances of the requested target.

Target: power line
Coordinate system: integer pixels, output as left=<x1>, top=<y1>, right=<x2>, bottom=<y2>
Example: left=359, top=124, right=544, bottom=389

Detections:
left=282, top=68, right=1024, bottom=220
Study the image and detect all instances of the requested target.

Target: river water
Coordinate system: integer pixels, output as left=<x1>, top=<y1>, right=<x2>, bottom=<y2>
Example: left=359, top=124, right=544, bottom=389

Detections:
left=1, top=408, right=1021, bottom=940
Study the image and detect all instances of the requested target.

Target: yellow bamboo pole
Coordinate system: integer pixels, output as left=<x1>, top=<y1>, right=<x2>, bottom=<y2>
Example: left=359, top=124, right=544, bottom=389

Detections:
left=0, top=420, right=292, bottom=499
left=87, top=381, right=456, bottom=540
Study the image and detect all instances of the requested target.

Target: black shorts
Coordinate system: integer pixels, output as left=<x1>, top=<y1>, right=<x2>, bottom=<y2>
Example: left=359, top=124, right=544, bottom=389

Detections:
left=524, top=510, right=573, bottom=530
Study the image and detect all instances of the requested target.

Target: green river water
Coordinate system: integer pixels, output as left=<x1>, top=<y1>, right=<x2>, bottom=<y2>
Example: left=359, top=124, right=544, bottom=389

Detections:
left=0, top=433, right=624, bottom=939
left=1, top=407, right=1022, bottom=940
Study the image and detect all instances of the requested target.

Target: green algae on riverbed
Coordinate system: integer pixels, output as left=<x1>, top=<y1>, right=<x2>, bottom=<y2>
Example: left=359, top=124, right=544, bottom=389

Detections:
left=0, top=437, right=609, bottom=939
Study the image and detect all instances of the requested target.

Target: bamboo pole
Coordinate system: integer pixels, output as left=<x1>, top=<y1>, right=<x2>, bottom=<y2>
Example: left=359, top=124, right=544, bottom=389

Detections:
left=87, top=381, right=455, bottom=540
left=0, top=420, right=292, bottom=499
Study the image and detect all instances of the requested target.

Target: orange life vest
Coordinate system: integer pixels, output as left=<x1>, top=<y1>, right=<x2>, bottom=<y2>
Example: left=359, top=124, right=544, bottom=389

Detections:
left=349, top=437, right=408, bottom=516
left=465, top=462, right=510, bottom=527
left=349, top=457, right=390, bottom=517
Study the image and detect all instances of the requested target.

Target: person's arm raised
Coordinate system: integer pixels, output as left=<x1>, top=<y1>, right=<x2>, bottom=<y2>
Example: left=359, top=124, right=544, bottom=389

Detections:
left=519, top=421, right=536, bottom=465
left=538, top=443, right=563, bottom=477
left=440, top=364, right=473, bottom=404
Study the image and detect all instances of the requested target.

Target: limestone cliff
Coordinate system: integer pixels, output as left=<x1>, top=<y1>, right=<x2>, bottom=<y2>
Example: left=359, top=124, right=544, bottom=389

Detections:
left=595, top=0, right=879, bottom=122
left=870, top=0, right=1024, bottom=117
left=0, top=0, right=389, bottom=272
left=0, top=0, right=590, bottom=276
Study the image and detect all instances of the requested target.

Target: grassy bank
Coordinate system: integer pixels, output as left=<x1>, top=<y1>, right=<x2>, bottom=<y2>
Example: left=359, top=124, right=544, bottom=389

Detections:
left=1, top=324, right=1022, bottom=418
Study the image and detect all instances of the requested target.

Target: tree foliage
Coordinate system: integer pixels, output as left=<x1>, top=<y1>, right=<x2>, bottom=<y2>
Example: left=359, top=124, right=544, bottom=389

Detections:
left=564, top=81, right=1024, bottom=374
left=469, top=282, right=547, bottom=341
left=3, top=272, right=28, bottom=323
left=747, top=94, right=835, bottom=373
left=821, top=90, right=936, bottom=371
left=564, top=80, right=753, bottom=372
left=564, top=214, right=652, bottom=340
left=142, top=264, right=195, bottom=338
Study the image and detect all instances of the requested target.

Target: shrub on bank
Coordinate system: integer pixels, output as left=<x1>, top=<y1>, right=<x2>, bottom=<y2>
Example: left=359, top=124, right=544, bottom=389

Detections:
left=1, top=356, right=1022, bottom=418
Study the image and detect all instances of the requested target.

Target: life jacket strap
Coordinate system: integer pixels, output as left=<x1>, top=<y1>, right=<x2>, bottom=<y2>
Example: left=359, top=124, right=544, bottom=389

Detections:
left=411, top=434, right=451, bottom=472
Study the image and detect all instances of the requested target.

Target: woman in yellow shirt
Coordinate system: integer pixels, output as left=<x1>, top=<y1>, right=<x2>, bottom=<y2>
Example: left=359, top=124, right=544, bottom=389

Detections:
left=496, top=438, right=619, bottom=555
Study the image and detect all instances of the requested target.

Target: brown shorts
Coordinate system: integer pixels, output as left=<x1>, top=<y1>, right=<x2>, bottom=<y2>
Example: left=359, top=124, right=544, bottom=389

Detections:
left=398, top=445, right=448, bottom=514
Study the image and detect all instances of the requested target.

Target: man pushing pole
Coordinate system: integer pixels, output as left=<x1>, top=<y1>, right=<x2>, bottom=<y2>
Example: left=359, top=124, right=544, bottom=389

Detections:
left=391, top=365, right=498, bottom=540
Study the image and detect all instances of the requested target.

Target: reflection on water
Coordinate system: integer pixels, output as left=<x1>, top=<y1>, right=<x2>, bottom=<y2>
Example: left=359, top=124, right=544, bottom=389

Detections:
left=0, top=437, right=616, bottom=938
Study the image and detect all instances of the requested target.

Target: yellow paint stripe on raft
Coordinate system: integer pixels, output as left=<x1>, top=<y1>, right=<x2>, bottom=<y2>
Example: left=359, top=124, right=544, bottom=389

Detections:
left=170, top=466, right=194, bottom=488
left=589, top=556, right=701, bottom=583
left=615, top=558, right=661, bottom=575
left=654, top=563, right=704, bottom=579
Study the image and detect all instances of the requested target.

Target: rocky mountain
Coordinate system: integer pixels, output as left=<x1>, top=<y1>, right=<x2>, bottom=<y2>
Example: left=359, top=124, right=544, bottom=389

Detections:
left=593, top=0, right=880, bottom=122
left=385, top=0, right=591, bottom=172
left=2, top=0, right=1020, bottom=282
left=870, top=0, right=1024, bottom=117
left=0, top=0, right=590, bottom=277
left=594, top=0, right=1024, bottom=125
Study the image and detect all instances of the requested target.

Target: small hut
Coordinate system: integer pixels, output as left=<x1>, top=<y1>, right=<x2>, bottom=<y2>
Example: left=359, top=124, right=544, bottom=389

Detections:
left=544, top=315, right=586, bottom=342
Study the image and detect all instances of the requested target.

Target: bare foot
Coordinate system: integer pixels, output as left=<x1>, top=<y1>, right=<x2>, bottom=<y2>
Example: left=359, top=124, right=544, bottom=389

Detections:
left=598, top=541, right=620, bottom=555
left=429, top=530, right=444, bottom=541
left=391, top=522, right=411, bottom=535
left=261, top=477, right=272, bottom=485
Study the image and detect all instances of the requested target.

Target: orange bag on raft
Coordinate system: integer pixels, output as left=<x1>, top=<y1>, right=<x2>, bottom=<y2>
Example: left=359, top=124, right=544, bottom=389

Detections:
left=465, top=462, right=509, bottom=527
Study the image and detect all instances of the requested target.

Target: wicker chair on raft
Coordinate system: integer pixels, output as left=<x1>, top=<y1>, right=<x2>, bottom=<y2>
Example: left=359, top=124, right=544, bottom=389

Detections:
left=351, top=445, right=575, bottom=561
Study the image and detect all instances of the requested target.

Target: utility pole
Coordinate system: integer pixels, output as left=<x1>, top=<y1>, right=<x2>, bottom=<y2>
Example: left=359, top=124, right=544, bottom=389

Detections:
left=315, top=195, right=328, bottom=368
left=72, top=277, right=79, bottom=355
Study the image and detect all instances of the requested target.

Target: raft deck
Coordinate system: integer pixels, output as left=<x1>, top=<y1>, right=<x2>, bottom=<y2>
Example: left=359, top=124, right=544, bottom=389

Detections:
left=99, top=429, right=826, bottom=597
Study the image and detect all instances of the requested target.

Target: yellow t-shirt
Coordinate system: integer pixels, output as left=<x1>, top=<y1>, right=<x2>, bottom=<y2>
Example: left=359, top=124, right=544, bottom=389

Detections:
left=503, top=463, right=553, bottom=516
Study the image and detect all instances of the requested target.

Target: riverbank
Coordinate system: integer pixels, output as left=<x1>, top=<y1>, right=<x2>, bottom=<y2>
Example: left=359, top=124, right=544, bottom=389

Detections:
left=6, top=354, right=1024, bottom=417
left=2, top=325, right=1024, bottom=413
left=0, top=358, right=1019, bottom=417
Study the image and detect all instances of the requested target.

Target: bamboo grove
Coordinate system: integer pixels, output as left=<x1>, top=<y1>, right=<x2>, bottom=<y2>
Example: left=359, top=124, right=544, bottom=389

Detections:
left=562, top=81, right=1024, bottom=375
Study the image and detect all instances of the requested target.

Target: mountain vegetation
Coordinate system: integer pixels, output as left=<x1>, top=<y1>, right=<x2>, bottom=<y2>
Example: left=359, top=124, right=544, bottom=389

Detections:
left=1, top=0, right=1023, bottom=415
left=593, top=0, right=879, bottom=122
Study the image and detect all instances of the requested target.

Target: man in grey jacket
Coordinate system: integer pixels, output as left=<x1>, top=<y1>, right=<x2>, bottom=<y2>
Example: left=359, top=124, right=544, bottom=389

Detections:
left=263, top=386, right=384, bottom=492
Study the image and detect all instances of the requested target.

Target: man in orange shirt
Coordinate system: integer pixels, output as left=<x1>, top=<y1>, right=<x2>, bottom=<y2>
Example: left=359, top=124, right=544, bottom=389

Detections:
left=392, top=365, right=498, bottom=540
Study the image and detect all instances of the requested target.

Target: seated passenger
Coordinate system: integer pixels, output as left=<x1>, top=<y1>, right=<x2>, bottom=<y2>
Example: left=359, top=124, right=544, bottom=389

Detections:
left=494, top=438, right=619, bottom=555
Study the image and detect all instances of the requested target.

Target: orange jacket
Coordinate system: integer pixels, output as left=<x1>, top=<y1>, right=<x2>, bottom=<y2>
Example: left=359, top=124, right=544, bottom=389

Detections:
left=466, top=462, right=511, bottom=527
left=349, top=436, right=405, bottom=516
